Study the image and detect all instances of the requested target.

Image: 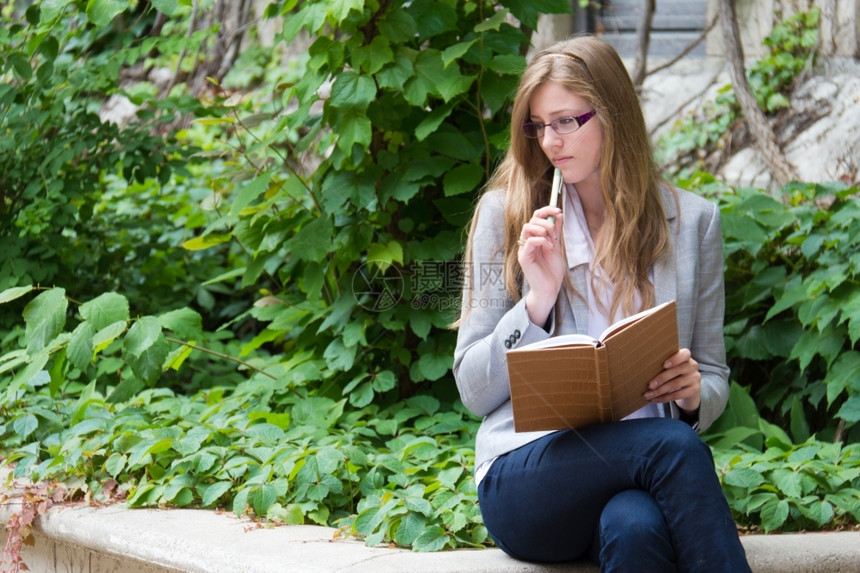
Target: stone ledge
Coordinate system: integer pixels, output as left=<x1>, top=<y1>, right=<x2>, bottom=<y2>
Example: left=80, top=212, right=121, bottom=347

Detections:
left=2, top=496, right=859, bottom=573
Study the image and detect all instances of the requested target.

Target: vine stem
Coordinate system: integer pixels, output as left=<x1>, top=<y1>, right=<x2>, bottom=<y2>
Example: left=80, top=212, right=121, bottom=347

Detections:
left=164, top=337, right=277, bottom=380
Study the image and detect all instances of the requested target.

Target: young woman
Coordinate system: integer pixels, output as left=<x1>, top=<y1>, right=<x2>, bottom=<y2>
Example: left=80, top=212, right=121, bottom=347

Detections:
left=453, top=36, right=751, bottom=572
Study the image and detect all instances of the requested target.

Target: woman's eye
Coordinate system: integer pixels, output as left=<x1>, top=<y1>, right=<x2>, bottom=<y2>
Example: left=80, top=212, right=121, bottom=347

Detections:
left=556, top=117, right=575, bottom=126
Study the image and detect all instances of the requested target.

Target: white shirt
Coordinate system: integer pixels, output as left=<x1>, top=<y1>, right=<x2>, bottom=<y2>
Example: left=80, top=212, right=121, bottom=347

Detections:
left=563, top=183, right=664, bottom=421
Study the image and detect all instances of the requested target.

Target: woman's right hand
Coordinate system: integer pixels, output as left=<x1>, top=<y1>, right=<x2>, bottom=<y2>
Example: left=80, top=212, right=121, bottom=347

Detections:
left=517, top=206, right=565, bottom=326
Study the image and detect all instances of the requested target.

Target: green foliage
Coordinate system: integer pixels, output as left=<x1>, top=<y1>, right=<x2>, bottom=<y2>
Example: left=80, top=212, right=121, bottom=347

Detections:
left=683, top=174, right=860, bottom=443
left=749, top=8, right=820, bottom=113
left=0, top=0, right=215, bottom=334
left=0, top=292, right=486, bottom=547
left=656, top=8, right=820, bottom=177
left=707, top=384, right=860, bottom=533
left=179, top=0, right=569, bottom=412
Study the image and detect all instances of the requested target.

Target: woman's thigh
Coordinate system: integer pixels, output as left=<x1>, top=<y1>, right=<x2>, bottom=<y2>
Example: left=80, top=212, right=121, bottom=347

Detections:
left=477, top=418, right=708, bottom=563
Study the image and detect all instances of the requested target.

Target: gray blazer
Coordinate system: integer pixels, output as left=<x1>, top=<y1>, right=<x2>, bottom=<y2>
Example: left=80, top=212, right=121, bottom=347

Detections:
left=453, top=185, right=730, bottom=469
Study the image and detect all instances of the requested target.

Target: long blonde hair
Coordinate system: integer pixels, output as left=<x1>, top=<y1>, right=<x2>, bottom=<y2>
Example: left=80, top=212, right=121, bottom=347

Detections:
left=460, top=36, right=671, bottom=321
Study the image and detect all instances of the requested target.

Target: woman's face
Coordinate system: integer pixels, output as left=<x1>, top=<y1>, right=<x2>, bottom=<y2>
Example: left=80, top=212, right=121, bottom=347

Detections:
left=528, top=82, right=603, bottom=193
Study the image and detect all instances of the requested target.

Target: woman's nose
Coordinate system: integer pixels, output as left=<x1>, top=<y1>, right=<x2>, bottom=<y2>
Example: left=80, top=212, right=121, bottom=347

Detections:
left=541, top=127, right=563, bottom=148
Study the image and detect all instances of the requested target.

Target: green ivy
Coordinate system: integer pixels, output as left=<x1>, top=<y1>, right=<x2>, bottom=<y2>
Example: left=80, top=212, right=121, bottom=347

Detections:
left=706, top=383, right=860, bottom=533
left=683, top=175, right=860, bottom=443
left=0, top=1, right=212, bottom=335
left=0, top=287, right=485, bottom=550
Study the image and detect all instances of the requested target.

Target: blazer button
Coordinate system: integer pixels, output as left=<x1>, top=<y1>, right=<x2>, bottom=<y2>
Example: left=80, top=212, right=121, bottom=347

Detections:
left=504, top=339, right=512, bottom=349
left=514, top=329, right=521, bottom=339
left=508, top=334, right=517, bottom=346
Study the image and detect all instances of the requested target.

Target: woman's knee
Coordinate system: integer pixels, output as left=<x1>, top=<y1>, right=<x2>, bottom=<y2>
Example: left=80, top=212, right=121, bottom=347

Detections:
left=597, top=490, right=676, bottom=570
left=601, top=489, right=667, bottom=537
left=654, top=419, right=713, bottom=462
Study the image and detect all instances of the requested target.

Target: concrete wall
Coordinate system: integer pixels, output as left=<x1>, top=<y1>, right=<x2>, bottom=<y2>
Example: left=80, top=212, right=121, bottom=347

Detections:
left=705, top=0, right=860, bottom=58
left=531, top=0, right=859, bottom=59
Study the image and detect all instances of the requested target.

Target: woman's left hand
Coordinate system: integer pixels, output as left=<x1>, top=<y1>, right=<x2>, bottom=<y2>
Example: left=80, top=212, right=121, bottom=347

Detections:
left=643, top=348, right=701, bottom=414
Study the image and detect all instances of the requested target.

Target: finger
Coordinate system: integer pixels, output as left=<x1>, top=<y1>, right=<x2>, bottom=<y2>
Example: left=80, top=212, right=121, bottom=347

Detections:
left=663, top=348, right=692, bottom=369
left=520, top=222, right=556, bottom=246
left=534, top=206, right=562, bottom=221
left=644, top=380, right=694, bottom=402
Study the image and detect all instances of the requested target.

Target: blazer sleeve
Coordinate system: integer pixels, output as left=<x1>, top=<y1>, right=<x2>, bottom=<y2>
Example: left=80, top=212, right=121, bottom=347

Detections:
left=453, top=190, right=552, bottom=418
left=686, top=197, right=730, bottom=432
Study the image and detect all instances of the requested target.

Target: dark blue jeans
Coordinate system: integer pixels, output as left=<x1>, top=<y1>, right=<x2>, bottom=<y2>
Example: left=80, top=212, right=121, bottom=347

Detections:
left=477, top=418, right=751, bottom=573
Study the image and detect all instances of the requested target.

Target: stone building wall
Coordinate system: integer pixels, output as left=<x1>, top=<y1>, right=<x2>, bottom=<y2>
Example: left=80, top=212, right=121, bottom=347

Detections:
left=531, top=0, right=859, bottom=58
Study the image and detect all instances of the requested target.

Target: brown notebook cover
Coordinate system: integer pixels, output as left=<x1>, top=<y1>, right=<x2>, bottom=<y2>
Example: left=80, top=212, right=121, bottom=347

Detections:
left=506, top=300, right=679, bottom=432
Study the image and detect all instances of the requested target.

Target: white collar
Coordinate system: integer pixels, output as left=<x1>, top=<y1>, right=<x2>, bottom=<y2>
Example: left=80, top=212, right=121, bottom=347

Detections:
left=562, top=183, right=595, bottom=270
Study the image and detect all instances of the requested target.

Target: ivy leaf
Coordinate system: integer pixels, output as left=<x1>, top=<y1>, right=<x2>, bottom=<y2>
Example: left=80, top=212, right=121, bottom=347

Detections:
left=8, top=54, right=32, bottom=80
left=182, top=234, right=231, bottom=251
left=68, top=322, right=95, bottom=372
left=326, top=0, right=363, bottom=23
left=151, top=0, right=178, bottom=16
left=23, top=288, right=67, bottom=355
left=200, top=481, right=233, bottom=507
left=324, top=337, right=356, bottom=372
left=158, top=307, right=204, bottom=340
left=504, top=0, right=571, bottom=29
left=13, top=413, right=38, bottom=439
left=348, top=381, right=374, bottom=407
left=722, top=467, right=765, bottom=488
left=377, top=51, right=413, bottom=91
left=771, top=468, right=803, bottom=498
left=437, top=72, right=475, bottom=102
left=163, top=345, right=193, bottom=371
left=823, top=351, right=860, bottom=407
left=92, top=320, right=128, bottom=354
left=126, top=438, right=174, bottom=469
left=443, top=163, right=484, bottom=196
left=329, top=71, right=377, bottom=109
left=412, top=524, right=449, bottom=552
left=394, top=512, right=427, bottom=546
left=85, top=0, right=128, bottom=26
left=285, top=216, right=333, bottom=262
left=123, top=316, right=169, bottom=385
left=378, top=9, right=417, bottom=43
left=404, top=50, right=447, bottom=106
left=836, top=395, right=860, bottom=423
left=372, top=370, right=397, bottom=392
left=417, top=351, right=452, bottom=381
left=104, top=453, right=127, bottom=478
left=80, top=292, right=130, bottom=331
left=408, top=0, right=457, bottom=40
left=106, top=375, right=144, bottom=403
left=479, top=71, right=518, bottom=114
left=39, top=0, right=70, bottom=23
left=334, top=110, right=372, bottom=154
left=353, top=36, right=394, bottom=75
left=70, top=380, right=98, bottom=425
left=229, top=171, right=273, bottom=217
left=0, top=285, right=33, bottom=304
left=367, top=241, right=404, bottom=269
left=441, top=40, right=476, bottom=67
left=474, top=7, right=509, bottom=32
left=760, top=498, right=789, bottom=532
left=486, top=54, right=526, bottom=75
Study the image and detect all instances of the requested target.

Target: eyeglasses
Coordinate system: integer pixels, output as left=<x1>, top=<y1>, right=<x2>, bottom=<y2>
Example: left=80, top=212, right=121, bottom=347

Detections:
left=522, top=110, right=596, bottom=139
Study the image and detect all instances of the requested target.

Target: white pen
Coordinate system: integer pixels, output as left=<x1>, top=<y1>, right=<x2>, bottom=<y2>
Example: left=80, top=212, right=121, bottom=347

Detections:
left=547, top=168, right=562, bottom=224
